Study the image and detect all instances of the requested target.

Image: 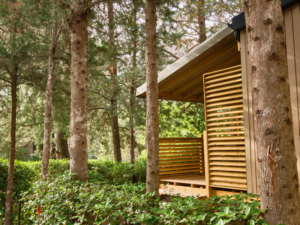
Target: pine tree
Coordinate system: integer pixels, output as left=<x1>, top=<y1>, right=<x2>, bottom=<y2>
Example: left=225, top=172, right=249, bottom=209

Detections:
left=244, top=0, right=300, bottom=223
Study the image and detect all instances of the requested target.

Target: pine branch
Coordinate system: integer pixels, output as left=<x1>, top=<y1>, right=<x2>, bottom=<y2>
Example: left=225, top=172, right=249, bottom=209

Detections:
left=163, top=49, right=179, bottom=59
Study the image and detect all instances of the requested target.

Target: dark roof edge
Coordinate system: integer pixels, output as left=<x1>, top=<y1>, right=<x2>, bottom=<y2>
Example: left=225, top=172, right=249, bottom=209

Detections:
left=228, top=0, right=300, bottom=32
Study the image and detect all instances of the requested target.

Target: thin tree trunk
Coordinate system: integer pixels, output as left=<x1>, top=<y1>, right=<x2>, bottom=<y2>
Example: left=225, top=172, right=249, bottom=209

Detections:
left=244, top=0, right=300, bottom=223
left=41, top=23, right=61, bottom=179
left=68, top=0, right=90, bottom=182
left=108, top=0, right=122, bottom=162
left=197, top=0, right=206, bottom=43
left=145, top=0, right=159, bottom=196
left=55, top=129, right=70, bottom=160
left=129, top=85, right=135, bottom=164
left=4, top=66, right=17, bottom=225
left=130, top=5, right=138, bottom=165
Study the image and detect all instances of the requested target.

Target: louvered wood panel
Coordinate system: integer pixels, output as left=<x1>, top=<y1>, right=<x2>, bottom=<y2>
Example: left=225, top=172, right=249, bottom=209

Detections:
left=159, top=137, right=204, bottom=177
left=203, top=65, right=247, bottom=191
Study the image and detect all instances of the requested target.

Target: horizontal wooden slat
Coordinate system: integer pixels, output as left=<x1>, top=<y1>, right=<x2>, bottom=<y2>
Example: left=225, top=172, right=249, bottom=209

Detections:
left=211, top=176, right=246, bottom=183
left=207, top=125, right=244, bottom=131
left=209, top=161, right=245, bottom=166
left=208, top=131, right=244, bottom=136
left=209, top=157, right=245, bottom=161
left=210, top=182, right=247, bottom=189
left=205, top=78, right=242, bottom=89
left=159, top=155, right=200, bottom=159
left=210, top=166, right=246, bottom=172
left=207, top=120, right=244, bottom=127
left=159, top=144, right=201, bottom=148
left=210, top=171, right=246, bottom=177
left=206, top=99, right=243, bottom=108
left=208, top=146, right=245, bottom=151
left=159, top=151, right=200, bottom=155
left=207, top=115, right=244, bottom=122
left=160, top=165, right=201, bottom=171
left=206, top=84, right=243, bottom=94
left=159, top=148, right=201, bottom=151
left=205, top=73, right=242, bottom=84
left=208, top=136, right=244, bottom=141
left=159, top=138, right=201, bottom=141
left=159, top=162, right=201, bottom=167
left=159, top=141, right=201, bottom=144
left=204, top=68, right=241, bottom=80
left=206, top=94, right=243, bottom=103
left=209, top=151, right=245, bottom=156
left=207, top=110, right=243, bottom=117
left=207, top=104, right=244, bottom=112
left=204, top=65, right=241, bottom=76
left=159, top=159, right=202, bottom=163
left=208, top=141, right=245, bottom=146
left=159, top=169, right=201, bottom=175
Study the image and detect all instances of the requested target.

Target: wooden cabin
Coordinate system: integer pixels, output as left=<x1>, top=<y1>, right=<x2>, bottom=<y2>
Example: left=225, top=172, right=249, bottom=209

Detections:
left=136, top=1, right=300, bottom=197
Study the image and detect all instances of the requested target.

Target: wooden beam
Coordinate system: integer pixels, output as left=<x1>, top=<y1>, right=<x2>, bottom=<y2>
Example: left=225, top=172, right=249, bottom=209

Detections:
left=240, top=30, right=253, bottom=194
left=158, top=41, right=238, bottom=94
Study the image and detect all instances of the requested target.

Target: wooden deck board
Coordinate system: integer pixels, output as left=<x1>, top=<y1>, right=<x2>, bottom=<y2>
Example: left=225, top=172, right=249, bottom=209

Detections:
left=160, top=174, right=206, bottom=186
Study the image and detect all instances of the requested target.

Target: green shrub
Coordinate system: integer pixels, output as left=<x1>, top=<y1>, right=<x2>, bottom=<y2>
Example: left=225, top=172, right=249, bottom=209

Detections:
left=22, top=172, right=267, bottom=225
left=0, top=158, right=147, bottom=224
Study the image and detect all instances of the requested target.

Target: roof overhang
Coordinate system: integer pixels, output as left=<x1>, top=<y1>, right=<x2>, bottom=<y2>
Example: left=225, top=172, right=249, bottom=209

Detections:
left=136, top=27, right=240, bottom=103
left=228, top=0, right=300, bottom=33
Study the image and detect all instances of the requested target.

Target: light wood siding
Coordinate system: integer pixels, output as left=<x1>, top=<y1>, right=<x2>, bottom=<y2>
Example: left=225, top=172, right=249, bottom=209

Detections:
left=203, top=65, right=247, bottom=191
left=284, top=4, right=300, bottom=184
left=159, top=137, right=204, bottom=176
left=240, top=30, right=259, bottom=194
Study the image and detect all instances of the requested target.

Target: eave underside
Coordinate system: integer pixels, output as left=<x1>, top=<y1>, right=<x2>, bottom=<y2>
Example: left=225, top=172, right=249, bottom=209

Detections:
left=136, top=27, right=241, bottom=103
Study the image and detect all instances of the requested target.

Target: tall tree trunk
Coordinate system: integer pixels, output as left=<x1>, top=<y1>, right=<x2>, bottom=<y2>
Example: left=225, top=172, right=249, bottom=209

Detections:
left=41, top=23, right=61, bottom=179
left=108, top=0, right=122, bottom=162
left=129, top=85, right=135, bottom=164
left=68, top=0, right=90, bottom=182
left=197, top=0, right=206, bottom=44
left=244, top=0, right=300, bottom=223
left=130, top=5, right=138, bottom=164
left=145, top=0, right=159, bottom=196
left=4, top=66, right=17, bottom=225
left=55, top=129, right=70, bottom=160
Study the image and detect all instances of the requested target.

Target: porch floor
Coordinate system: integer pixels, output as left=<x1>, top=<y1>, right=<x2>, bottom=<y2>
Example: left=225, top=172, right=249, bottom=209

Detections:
left=159, top=174, right=206, bottom=197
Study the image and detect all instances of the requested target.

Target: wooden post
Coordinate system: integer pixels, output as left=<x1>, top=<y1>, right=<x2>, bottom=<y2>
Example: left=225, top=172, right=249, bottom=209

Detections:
left=200, top=134, right=205, bottom=175
left=203, top=130, right=211, bottom=197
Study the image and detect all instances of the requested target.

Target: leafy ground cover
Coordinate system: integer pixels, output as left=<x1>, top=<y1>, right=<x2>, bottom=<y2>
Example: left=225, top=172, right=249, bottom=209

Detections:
left=0, top=158, right=266, bottom=225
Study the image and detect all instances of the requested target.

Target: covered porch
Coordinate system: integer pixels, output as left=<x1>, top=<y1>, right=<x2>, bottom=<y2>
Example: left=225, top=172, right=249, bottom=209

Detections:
left=137, top=27, right=249, bottom=197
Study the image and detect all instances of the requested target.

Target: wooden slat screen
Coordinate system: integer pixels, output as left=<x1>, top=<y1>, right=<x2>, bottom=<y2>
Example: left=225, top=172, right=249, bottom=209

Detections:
left=159, top=137, right=203, bottom=177
left=203, top=65, right=247, bottom=191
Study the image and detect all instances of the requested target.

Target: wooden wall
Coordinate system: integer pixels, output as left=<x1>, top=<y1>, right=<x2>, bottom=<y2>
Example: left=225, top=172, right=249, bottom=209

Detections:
left=159, top=137, right=204, bottom=177
left=239, top=3, right=300, bottom=194
left=284, top=4, right=300, bottom=184
left=203, top=65, right=247, bottom=191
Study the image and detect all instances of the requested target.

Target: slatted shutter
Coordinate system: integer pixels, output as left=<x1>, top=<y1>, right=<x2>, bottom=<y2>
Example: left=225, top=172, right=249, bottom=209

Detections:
left=203, top=65, right=247, bottom=191
left=159, top=137, right=203, bottom=177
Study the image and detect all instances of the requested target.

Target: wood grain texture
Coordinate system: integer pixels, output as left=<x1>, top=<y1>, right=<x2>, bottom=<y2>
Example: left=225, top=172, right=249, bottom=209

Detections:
left=203, top=65, right=247, bottom=191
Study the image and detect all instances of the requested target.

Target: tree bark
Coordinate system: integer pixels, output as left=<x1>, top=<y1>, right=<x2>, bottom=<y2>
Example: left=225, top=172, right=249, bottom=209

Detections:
left=4, top=66, right=17, bottom=225
left=145, top=0, right=159, bottom=196
left=130, top=5, right=138, bottom=165
left=108, top=0, right=122, bottom=162
left=41, top=23, right=61, bottom=179
left=129, top=85, right=135, bottom=164
left=197, top=0, right=206, bottom=43
left=244, top=0, right=300, bottom=223
left=55, top=129, right=70, bottom=160
left=68, top=0, right=90, bottom=182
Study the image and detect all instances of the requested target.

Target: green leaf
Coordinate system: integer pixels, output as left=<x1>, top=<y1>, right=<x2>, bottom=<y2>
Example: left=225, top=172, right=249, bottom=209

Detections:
left=245, top=206, right=251, bottom=218
left=250, top=219, right=255, bottom=225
